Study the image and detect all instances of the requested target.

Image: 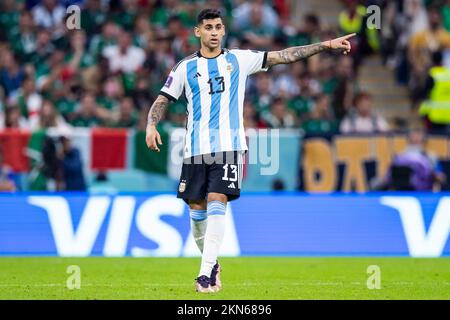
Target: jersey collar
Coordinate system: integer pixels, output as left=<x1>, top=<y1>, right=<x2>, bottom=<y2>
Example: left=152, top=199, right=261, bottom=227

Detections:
left=197, top=49, right=225, bottom=59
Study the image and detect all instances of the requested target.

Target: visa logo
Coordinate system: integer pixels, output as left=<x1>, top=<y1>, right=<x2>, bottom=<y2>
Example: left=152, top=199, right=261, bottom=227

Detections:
left=28, top=195, right=240, bottom=257
left=381, top=197, right=450, bottom=257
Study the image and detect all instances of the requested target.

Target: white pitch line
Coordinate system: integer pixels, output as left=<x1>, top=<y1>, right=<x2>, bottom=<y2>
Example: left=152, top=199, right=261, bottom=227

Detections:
left=0, top=281, right=447, bottom=288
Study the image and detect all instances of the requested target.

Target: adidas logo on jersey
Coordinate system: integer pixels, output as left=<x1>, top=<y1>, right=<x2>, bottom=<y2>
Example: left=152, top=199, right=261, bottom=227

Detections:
left=227, top=182, right=236, bottom=189
left=193, top=72, right=201, bottom=78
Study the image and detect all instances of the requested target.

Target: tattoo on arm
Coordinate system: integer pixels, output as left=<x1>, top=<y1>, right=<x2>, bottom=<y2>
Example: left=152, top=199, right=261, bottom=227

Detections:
left=267, top=42, right=329, bottom=67
left=147, top=95, right=169, bottom=126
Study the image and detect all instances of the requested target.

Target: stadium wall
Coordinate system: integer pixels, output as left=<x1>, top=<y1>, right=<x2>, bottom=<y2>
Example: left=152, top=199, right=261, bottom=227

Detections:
left=0, top=128, right=302, bottom=192
left=2, top=129, right=450, bottom=192
left=1, top=192, right=449, bottom=257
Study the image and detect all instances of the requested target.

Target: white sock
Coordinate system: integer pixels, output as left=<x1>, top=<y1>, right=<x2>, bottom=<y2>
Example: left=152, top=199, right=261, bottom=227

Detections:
left=189, top=209, right=207, bottom=253
left=199, top=201, right=226, bottom=278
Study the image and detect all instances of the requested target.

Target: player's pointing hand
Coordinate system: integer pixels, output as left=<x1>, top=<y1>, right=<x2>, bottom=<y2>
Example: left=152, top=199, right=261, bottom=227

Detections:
left=328, top=33, right=356, bottom=55
left=146, top=124, right=163, bottom=152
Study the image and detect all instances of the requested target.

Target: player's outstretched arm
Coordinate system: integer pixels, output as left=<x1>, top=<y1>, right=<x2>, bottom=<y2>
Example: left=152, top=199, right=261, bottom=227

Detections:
left=146, top=94, right=169, bottom=152
left=266, top=33, right=356, bottom=68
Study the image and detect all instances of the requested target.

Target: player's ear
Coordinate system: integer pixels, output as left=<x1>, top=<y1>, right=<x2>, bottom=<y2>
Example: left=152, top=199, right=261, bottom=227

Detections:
left=194, top=26, right=201, bottom=38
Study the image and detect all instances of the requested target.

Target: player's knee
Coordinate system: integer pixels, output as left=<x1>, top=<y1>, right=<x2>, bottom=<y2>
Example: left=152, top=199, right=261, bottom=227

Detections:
left=189, top=199, right=207, bottom=211
left=207, top=192, right=227, bottom=204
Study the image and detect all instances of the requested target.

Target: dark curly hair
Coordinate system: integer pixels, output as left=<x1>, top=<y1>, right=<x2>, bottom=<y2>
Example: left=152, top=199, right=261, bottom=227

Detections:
left=197, top=8, right=223, bottom=25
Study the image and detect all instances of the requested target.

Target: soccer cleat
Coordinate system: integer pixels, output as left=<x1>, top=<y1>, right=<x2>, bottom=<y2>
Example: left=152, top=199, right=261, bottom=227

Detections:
left=210, top=261, right=222, bottom=292
left=195, top=275, right=214, bottom=293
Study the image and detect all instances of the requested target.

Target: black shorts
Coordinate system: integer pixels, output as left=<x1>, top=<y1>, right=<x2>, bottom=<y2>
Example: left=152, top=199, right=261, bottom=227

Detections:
left=176, top=151, right=245, bottom=203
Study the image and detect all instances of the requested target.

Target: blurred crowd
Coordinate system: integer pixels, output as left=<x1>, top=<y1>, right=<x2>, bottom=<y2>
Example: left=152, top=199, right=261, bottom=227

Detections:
left=1, top=0, right=450, bottom=135
left=380, top=0, right=450, bottom=132
left=0, top=0, right=449, bottom=192
left=0, top=0, right=392, bottom=137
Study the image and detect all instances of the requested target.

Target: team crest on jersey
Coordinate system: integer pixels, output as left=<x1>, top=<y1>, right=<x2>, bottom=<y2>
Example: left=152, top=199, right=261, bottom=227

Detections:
left=227, top=63, right=233, bottom=73
left=179, top=181, right=186, bottom=193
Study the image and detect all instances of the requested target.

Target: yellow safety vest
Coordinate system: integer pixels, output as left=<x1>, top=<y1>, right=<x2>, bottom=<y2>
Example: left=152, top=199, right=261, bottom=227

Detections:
left=419, top=66, right=450, bottom=124
left=339, top=5, right=366, bottom=33
left=338, top=5, right=379, bottom=51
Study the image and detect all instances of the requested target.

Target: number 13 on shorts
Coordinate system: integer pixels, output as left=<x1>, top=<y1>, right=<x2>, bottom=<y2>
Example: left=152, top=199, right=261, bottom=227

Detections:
left=222, top=164, right=237, bottom=181
left=221, top=162, right=243, bottom=189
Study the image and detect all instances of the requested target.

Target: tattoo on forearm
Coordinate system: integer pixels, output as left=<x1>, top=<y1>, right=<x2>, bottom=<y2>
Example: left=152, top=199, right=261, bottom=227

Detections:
left=147, top=95, right=169, bottom=126
left=268, top=42, right=329, bottom=67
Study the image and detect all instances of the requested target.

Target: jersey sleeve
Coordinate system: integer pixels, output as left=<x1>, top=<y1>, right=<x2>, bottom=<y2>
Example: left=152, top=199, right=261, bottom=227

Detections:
left=232, top=49, right=269, bottom=75
left=159, top=62, right=185, bottom=102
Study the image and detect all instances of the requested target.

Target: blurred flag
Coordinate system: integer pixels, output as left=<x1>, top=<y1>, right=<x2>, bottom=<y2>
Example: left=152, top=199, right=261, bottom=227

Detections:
left=133, top=124, right=183, bottom=179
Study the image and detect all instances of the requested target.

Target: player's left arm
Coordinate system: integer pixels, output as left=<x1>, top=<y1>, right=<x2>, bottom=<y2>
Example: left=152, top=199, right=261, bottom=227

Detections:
left=266, top=33, right=356, bottom=68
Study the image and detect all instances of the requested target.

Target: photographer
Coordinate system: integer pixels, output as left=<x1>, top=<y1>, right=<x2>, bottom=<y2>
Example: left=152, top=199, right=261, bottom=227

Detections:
left=58, top=135, right=86, bottom=191
left=381, top=129, right=446, bottom=191
left=40, top=135, right=64, bottom=191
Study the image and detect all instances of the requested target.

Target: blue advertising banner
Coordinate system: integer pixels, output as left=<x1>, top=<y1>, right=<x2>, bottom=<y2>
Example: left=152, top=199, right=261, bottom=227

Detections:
left=0, top=193, right=449, bottom=257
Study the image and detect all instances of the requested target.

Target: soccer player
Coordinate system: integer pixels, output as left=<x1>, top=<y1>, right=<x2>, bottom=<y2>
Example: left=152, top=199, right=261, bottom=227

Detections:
left=146, top=8, right=355, bottom=293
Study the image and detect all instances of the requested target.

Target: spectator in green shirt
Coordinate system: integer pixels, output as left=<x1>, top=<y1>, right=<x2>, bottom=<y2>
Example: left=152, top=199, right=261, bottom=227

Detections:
left=150, top=0, right=193, bottom=28
left=288, top=72, right=320, bottom=120
left=0, top=0, right=21, bottom=41
left=54, top=82, right=80, bottom=121
left=109, top=0, right=139, bottom=31
left=286, top=14, right=321, bottom=48
left=252, top=72, right=274, bottom=114
left=65, top=30, right=96, bottom=72
left=10, top=76, right=42, bottom=129
left=301, top=94, right=338, bottom=135
left=8, top=11, right=36, bottom=62
left=35, top=49, right=65, bottom=95
left=80, top=0, right=107, bottom=37
left=70, top=92, right=106, bottom=127
left=29, top=29, right=54, bottom=66
left=96, top=76, right=123, bottom=112
left=89, top=20, right=119, bottom=60
left=112, top=96, right=138, bottom=128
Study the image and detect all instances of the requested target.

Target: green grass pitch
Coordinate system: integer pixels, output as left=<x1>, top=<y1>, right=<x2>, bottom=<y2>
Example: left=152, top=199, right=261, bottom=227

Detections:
left=0, top=257, right=449, bottom=299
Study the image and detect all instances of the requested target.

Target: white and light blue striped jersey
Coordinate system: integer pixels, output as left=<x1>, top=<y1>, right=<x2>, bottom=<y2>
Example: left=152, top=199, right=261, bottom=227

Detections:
left=160, top=48, right=268, bottom=158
